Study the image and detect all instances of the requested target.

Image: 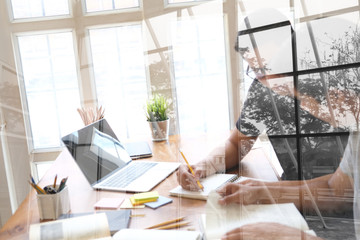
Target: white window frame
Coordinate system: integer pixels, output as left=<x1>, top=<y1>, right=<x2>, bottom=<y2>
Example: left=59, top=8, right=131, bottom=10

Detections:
left=8, top=0, right=239, bottom=154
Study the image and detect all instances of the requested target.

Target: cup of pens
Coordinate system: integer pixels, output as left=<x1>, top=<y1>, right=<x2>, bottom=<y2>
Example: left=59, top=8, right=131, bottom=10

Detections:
left=31, top=175, right=71, bottom=220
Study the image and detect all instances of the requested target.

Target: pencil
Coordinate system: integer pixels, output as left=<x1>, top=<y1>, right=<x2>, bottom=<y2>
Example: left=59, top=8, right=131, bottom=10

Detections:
left=146, top=217, right=185, bottom=229
left=28, top=181, right=46, bottom=194
left=53, top=174, right=57, bottom=188
left=156, top=221, right=190, bottom=230
left=179, top=150, right=204, bottom=191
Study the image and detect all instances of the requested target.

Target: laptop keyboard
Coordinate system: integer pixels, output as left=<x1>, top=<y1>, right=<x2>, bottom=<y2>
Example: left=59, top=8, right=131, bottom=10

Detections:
left=100, top=162, right=157, bottom=188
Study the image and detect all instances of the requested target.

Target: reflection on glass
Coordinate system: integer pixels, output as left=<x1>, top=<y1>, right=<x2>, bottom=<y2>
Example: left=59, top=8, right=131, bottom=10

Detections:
left=238, top=77, right=296, bottom=136
left=297, top=12, right=360, bottom=71
left=299, top=69, right=360, bottom=133
left=301, top=136, right=349, bottom=179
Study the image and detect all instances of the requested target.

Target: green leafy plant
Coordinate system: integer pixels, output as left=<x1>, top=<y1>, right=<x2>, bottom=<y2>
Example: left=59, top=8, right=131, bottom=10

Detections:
left=146, top=94, right=169, bottom=122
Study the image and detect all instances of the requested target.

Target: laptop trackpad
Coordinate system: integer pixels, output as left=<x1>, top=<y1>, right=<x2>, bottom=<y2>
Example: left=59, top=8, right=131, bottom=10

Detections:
left=126, top=163, right=179, bottom=192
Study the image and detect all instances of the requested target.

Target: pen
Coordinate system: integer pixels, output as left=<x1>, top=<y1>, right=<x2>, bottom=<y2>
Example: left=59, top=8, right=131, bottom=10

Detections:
left=30, top=174, right=36, bottom=185
left=179, top=150, right=204, bottom=191
left=53, top=174, right=57, bottom=188
left=58, top=177, right=68, bottom=192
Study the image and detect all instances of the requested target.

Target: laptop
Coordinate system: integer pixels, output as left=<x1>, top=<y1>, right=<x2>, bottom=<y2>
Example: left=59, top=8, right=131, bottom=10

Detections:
left=61, top=119, right=180, bottom=192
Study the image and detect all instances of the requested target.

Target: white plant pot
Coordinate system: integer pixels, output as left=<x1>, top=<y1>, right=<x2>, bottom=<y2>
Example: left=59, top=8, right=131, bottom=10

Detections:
left=148, top=119, right=170, bottom=141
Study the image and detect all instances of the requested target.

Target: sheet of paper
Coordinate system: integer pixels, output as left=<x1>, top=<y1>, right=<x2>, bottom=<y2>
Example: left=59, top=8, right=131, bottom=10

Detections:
left=113, top=229, right=202, bottom=240
left=204, top=191, right=310, bottom=240
left=94, top=198, right=124, bottom=209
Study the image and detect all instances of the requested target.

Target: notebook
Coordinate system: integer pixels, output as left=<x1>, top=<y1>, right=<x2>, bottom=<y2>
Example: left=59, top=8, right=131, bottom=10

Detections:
left=61, top=119, right=180, bottom=192
left=169, top=174, right=239, bottom=200
left=113, top=229, right=202, bottom=240
left=201, top=192, right=316, bottom=240
left=59, top=210, right=131, bottom=235
left=124, top=141, right=152, bottom=159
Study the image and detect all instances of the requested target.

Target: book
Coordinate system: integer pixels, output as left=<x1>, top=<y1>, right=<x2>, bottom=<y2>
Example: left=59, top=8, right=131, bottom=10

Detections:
left=169, top=174, right=238, bottom=200
left=59, top=210, right=131, bottom=235
left=112, top=229, right=202, bottom=240
left=200, top=191, right=316, bottom=240
left=29, top=213, right=111, bottom=240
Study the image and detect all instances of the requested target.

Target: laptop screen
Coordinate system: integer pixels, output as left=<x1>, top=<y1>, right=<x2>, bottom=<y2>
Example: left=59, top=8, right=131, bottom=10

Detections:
left=61, top=119, right=132, bottom=185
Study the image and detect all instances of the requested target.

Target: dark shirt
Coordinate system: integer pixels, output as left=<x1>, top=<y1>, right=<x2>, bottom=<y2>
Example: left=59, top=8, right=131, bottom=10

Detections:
left=236, top=79, right=348, bottom=180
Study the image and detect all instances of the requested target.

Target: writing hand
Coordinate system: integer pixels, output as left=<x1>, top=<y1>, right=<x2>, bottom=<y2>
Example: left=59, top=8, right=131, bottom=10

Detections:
left=217, top=182, right=262, bottom=205
left=176, top=162, right=211, bottom=191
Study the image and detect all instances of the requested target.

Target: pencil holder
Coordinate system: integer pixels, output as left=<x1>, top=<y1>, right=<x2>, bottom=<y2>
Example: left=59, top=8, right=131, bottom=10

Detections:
left=36, top=185, right=71, bottom=220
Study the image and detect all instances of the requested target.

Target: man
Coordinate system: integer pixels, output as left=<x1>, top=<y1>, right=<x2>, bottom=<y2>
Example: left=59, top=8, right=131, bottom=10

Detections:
left=217, top=131, right=358, bottom=239
left=177, top=8, right=357, bottom=239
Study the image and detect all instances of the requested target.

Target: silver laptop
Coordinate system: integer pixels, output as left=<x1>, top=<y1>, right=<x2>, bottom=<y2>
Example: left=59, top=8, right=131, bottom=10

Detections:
left=61, top=119, right=179, bottom=192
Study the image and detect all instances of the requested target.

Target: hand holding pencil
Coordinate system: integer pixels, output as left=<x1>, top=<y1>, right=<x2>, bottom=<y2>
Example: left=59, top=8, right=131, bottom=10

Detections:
left=178, top=150, right=204, bottom=191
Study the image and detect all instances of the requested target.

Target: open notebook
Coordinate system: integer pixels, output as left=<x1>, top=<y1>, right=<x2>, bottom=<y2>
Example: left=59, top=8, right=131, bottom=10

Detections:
left=201, top=192, right=316, bottom=240
left=169, top=174, right=239, bottom=200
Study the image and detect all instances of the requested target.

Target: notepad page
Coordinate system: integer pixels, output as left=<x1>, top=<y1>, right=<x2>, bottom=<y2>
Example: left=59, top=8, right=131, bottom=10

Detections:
left=169, top=174, right=238, bottom=200
left=204, top=192, right=311, bottom=240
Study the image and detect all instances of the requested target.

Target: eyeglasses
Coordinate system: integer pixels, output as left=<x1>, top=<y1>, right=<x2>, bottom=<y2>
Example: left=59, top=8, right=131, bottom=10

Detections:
left=245, top=64, right=256, bottom=80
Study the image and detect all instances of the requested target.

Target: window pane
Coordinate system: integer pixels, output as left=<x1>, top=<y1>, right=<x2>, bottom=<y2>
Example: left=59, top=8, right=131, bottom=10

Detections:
left=297, top=12, right=360, bottom=71
left=268, top=137, right=297, bottom=180
left=17, top=32, right=82, bottom=149
left=89, top=25, right=148, bottom=140
left=301, top=135, right=349, bottom=179
left=298, top=68, right=360, bottom=133
left=167, top=0, right=206, bottom=4
left=238, top=7, right=292, bottom=31
left=172, top=16, right=230, bottom=134
left=294, top=0, right=358, bottom=17
left=10, top=0, right=69, bottom=19
left=238, top=77, right=296, bottom=136
left=85, top=0, right=139, bottom=13
left=237, top=25, right=293, bottom=75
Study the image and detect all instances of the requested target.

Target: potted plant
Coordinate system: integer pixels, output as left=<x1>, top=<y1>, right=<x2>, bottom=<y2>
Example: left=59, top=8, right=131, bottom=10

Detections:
left=146, top=94, right=170, bottom=141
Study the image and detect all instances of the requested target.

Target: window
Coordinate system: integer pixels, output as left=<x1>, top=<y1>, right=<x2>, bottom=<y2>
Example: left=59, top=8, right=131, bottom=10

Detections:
left=89, top=24, right=148, bottom=138
left=17, top=31, right=82, bottom=149
left=172, top=16, right=229, bottom=134
left=84, top=0, right=139, bottom=13
left=10, top=0, right=232, bottom=151
left=236, top=1, right=360, bottom=224
left=10, top=0, right=69, bottom=19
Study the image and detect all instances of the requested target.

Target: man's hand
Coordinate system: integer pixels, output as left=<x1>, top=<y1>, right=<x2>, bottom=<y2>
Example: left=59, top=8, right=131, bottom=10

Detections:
left=216, top=182, right=264, bottom=205
left=221, top=222, right=321, bottom=240
left=176, top=161, right=216, bottom=191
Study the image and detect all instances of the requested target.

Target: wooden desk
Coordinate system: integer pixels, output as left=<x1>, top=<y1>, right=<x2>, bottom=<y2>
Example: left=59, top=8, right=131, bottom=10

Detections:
left=0, top=133, right=276, bottom=239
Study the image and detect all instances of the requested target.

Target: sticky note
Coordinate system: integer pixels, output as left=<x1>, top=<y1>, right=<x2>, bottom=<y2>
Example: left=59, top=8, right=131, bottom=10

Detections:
left=93, top=198, right=124, bottom=209
left=144, top=196, right=173, bottom=209
left=120, top=198, right=145, bottom=209
left=133, top=191, right=159, bottom=202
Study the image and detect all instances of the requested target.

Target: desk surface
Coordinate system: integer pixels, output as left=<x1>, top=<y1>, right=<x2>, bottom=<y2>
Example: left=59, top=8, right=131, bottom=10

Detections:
left=0, top=133, right=277, bottom=239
